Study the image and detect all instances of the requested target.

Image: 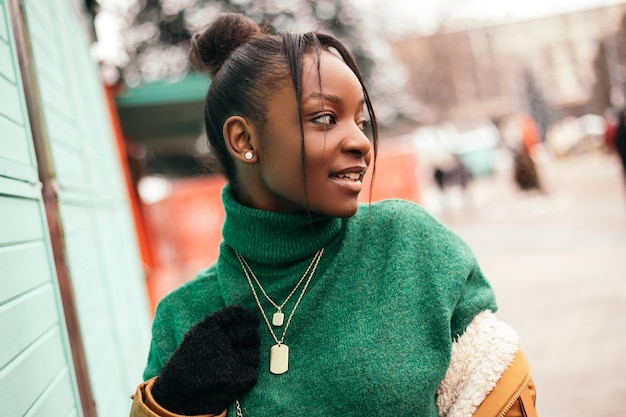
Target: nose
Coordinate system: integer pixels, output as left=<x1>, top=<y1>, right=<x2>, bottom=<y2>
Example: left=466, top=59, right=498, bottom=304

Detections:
left=343, top=125, right=372, bottom=159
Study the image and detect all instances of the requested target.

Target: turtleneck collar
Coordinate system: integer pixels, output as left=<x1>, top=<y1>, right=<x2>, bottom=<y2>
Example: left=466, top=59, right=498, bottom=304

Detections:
left=220, top=184, right=344, bottom=265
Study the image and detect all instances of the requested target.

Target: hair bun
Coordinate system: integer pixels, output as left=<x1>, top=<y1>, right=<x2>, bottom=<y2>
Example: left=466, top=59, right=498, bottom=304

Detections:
left=189, top=13, right=262, bottom=77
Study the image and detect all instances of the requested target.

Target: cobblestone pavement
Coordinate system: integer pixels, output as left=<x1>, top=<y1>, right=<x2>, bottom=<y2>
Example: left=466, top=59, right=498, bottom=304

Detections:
left=424, top=151, right=626, bottom=417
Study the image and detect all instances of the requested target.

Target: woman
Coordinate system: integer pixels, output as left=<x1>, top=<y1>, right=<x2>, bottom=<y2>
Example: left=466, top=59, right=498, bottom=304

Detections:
left=130, top=13, right=537, bottom=417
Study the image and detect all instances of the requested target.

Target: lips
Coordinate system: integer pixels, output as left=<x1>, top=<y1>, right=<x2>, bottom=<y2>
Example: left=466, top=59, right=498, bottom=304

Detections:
left=329, top=167, right=367, bottom=194
left=333, top=172, right=364, bottom=181
left=330, top=167, right=367, bottom=182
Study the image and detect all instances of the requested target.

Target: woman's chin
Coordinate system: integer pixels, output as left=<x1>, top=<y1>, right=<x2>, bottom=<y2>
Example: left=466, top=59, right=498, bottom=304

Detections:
left=312, top=203, right=359, bottom=219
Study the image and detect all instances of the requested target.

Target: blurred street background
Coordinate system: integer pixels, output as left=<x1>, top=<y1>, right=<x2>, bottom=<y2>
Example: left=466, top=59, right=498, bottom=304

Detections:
left=432, top=149, right=626, bottom=417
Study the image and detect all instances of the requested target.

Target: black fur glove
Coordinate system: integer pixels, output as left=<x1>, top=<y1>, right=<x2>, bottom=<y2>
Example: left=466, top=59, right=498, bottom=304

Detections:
left=151, top=306, right=261, bottom=415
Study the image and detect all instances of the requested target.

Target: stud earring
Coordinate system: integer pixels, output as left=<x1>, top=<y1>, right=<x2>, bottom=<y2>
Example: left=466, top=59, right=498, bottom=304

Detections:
left=244, top=151, right=254, bottom=160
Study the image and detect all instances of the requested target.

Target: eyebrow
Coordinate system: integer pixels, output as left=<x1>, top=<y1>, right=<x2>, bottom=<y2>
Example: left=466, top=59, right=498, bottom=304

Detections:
left=303, top=92, right=365, bottom=106
left=303, top=92, right=341, bottom=104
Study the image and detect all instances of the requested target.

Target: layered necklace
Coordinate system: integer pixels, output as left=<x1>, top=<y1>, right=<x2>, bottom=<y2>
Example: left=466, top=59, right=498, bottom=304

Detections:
left=235, top=247, right=324, bottom=375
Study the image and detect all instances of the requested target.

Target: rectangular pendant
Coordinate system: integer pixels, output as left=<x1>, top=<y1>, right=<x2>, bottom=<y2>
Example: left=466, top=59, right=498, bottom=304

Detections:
left=269, top=344, right=289, bottom=375
left=272, top=311, right=285, bottom=327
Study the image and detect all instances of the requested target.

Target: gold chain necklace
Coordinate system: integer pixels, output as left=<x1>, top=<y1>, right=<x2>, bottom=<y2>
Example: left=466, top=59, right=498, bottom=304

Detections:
left=235, top=248, right=324, bottom=375
left=234, top=248, right=324, bottom=417
left=236, top=248, right=322, bottom=327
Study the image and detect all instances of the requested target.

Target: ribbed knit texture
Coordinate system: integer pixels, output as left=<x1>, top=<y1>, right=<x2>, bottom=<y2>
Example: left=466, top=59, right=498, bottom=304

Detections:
left=144, top=184, right=497, bottom=417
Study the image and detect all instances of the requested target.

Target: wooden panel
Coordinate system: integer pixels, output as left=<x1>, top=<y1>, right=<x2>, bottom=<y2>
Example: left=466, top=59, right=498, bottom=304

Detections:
left=0, top=27, right=36, bottom=179
left=0, top=284, right=58, bottom=368
left=58, top=202, right=92, bottom=237
left=84, top=320, right=113, bottom=375
left=76, top=287, right=105, bottom=334
left=0, top=75, right=22, bottom=124
left=0, top=1, right=8, bottom=42
left=90, top=345, right=128, bottom=417
left=45, top=106, right=80, bottom=149
left=0, top=3, right=36, bottom=182
left=0, top=194, right=44, bottom=244
left=0, top=166, right=38, bottom=197
left=51, top=141, right=88, bottom=190
left=0, top=154, right=36, bottom=188
left=29, top=37, right=63, bottom=88
left=23, top=0, right=53, bottom=35
left=23, top=3, right=67, bottom=120
left=38, top=74, right=73, bottom=122
left=0, top=114, right=30, bottom=166
left=0, top=241, right=50, bottom=304
left=65, top=236, right=99, bottom=279
left=96, top=205, right=151, bottom=373
left=0, top=156, right=38, bottom=182
left=0, top=39, right=15, bottom=82
left=0, top=327, right=69, bottom=417
left=25, top=370, right=78, bottom=417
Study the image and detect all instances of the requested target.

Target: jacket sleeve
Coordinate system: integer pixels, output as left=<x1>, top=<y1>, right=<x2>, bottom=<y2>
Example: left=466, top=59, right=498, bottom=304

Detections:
left=129, top=377, right=227, bottom=417
left=437, top=310, right=538, bottom=417
left=472, top=351, right=537, bottom=417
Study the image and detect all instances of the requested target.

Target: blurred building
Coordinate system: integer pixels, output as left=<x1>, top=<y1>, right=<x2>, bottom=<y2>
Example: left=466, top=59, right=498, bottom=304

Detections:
left=394, top=3, right=626, bottom=127
left=115, top=73, right=211, bottom=177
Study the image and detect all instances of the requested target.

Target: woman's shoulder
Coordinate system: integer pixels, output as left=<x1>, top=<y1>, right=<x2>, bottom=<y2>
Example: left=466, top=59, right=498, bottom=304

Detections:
left=355, top=199, right=447, bottom=231
left=359, top=198, right=434, bottom=218
left=353, top=199, right=473, bottom=255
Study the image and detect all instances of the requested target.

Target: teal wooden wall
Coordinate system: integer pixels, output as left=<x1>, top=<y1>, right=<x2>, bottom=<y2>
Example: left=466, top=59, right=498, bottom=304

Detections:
left=0, top=1, right=82, bottom=416
left=1, top=0, right=152, bottom=415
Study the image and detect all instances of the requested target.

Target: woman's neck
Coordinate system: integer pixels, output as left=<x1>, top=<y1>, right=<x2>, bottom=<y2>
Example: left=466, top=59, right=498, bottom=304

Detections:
left=221, top=184, right=344, bottom=266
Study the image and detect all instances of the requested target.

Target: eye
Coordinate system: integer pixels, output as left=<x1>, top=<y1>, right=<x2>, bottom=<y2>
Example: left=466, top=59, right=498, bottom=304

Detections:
left=357, top=118, right=370, bottom=132
left=312, top=113, right=336, bottom=126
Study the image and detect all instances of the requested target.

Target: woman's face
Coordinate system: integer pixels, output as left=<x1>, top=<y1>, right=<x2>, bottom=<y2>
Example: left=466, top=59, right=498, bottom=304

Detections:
left=241, top=51, right=372, bottom=217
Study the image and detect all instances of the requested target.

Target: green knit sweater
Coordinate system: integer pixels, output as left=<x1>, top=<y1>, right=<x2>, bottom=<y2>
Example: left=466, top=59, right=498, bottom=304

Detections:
left=143, top=185, right=497, bottom=417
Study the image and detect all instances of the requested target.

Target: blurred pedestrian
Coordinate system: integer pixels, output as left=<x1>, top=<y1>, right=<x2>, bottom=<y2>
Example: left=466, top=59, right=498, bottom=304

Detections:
left=433, top=155, right=473, bottom=212
left=433, top=156, right=472, bottom=192
left=503, top=114, right=545, bottom=193
left=603, top=107, right=619, bottom=153
left=514, top=144, right=543, bottom=192
left=129, top=13, right=537, bottom=417
left=614, top=108, right=626, bottom=187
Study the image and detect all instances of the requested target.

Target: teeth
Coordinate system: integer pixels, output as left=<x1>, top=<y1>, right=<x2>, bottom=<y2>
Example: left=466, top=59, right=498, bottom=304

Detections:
left=337, top=173, right=361, bottom=180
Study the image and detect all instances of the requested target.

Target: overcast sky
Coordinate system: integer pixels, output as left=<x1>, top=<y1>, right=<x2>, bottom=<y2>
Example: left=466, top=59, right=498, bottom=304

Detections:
left=350, top=0, right=626, bottom=36
left=94, top=0, right=626, bottom=71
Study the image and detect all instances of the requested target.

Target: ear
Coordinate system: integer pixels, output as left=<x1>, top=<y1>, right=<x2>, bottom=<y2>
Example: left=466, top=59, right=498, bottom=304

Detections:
left=224, top=116, right=257, bottom=163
